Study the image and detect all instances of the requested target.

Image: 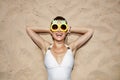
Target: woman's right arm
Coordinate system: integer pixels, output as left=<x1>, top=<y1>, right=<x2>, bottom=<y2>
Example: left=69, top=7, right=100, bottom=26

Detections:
left=26, top=26, right=50, bottom=53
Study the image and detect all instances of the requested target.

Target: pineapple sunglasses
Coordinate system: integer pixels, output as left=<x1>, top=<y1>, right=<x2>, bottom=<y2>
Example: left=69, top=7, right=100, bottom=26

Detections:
left=50, top=20, right=68, bottom=32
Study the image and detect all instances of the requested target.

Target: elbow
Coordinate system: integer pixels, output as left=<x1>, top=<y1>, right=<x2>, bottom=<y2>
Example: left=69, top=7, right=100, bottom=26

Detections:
left=26, top=26, right=32, bottom=31
left=86, top=28, right=94, bottom=38
left=88, top=28, right=94, bottom=35
left=86, top=29, right=94, bottom=41
left=26, top=26, right=33, bottom=35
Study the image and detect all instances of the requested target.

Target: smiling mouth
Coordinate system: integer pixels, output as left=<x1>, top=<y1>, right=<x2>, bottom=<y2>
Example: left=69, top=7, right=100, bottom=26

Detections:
left=56, top=33, right=63, bottom=37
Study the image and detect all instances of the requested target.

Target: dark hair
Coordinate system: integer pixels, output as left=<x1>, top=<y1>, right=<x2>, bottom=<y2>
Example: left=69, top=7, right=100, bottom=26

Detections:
left=51, top=16, right=67, bottom=24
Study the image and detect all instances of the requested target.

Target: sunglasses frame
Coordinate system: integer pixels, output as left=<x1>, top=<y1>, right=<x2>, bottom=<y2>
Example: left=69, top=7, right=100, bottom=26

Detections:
left=50, top=20, right=68, bottom=32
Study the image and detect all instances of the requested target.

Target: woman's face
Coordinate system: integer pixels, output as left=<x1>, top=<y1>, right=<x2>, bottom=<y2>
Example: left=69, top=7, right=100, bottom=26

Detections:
left=50, top=20, right=68, bottom=42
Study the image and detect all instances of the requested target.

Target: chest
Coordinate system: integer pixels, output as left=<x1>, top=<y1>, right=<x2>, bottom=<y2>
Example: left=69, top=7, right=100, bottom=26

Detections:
left=44, top=49, right=74, bottom=68
left=51, top=48, right=67, bottom=64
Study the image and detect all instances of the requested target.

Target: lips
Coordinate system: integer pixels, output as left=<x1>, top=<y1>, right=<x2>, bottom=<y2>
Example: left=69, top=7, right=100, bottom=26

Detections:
left=56, top=33, right=63, bottom=37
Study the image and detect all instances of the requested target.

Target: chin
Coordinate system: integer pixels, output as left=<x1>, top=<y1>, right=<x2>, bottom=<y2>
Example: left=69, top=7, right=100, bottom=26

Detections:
left=53, top=35, right=66, bottom=41
left=54, top=36, right=65, bottom=41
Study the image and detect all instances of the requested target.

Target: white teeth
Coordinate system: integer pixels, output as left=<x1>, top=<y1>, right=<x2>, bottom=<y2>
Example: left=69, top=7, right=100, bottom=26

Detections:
left=56, top=33, right=63, bottom=37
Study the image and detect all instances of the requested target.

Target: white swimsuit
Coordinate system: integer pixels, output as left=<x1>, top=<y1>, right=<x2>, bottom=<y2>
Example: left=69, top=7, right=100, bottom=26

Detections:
left=44, top=45, right=74, bottom=80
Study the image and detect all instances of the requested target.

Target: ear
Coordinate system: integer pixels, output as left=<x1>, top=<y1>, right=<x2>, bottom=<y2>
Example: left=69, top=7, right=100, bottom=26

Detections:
left=66, top=26, right=71, bottom=34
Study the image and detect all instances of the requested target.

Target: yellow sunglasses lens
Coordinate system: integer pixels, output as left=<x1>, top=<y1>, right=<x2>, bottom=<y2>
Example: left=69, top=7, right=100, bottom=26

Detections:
left=52, top=24, right=58, bottom=30
left=61, top=25, right=67, bottom=30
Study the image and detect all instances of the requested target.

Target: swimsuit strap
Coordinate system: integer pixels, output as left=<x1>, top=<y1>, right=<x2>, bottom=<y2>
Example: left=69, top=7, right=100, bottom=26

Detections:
left=48, top=44, right=70, bottom=50
left=48, top=44, right=53, bottom=50
left=65, top=44, right=70, bottom=49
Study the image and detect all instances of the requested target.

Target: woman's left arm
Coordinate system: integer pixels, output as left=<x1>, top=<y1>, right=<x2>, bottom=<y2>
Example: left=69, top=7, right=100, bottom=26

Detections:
left=69, top=27, right=94, bottom=52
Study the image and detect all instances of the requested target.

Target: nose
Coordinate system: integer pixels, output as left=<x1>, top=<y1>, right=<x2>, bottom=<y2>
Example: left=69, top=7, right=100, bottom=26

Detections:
left=57, top=27, right=61, bottom=32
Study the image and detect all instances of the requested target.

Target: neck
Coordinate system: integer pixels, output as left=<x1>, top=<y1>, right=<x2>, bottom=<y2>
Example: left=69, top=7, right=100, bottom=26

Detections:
left=53, top=40, right=65, bottom=48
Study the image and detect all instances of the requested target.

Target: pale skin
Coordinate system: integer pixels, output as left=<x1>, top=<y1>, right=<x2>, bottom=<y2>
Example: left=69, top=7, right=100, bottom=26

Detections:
left=26, top=25, right=94, bottom=64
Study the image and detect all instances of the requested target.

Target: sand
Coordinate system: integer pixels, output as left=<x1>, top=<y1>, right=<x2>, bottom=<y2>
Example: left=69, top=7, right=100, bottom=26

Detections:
left=0, top=0, right=120, bottom=80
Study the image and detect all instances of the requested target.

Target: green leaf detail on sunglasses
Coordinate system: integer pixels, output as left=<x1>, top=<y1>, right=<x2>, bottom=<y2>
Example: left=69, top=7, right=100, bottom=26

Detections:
left=52, top=20, right=66, bottom=25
